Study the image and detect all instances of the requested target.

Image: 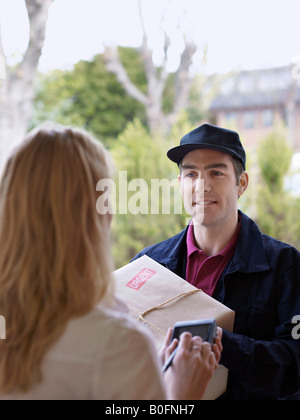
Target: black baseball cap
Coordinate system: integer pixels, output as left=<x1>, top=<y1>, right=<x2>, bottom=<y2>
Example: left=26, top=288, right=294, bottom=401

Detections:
left=167, top=124, right=246, bottom=170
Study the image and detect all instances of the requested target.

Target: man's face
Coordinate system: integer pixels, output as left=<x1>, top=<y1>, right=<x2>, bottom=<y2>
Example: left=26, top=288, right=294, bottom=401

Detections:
left=179, top=149, right=248, bottom=227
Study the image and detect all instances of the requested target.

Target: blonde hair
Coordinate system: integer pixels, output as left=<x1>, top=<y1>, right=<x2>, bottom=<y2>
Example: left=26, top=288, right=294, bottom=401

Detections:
left=0, top=124, right=115, bottom=393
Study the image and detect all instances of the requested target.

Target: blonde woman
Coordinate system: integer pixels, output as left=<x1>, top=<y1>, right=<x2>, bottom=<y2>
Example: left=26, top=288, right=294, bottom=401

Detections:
left=0, top=125, right=221, bottom=400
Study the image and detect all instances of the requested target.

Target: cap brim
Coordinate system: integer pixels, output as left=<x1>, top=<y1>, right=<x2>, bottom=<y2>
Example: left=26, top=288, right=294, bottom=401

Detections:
left=167, top=143, right=245, bottom=169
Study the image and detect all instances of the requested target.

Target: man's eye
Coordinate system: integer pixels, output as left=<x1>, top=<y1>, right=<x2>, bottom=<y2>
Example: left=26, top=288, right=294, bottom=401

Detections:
left=212, top=171, right=223, bottom=176
left=186, top=172, right=195, bottom=177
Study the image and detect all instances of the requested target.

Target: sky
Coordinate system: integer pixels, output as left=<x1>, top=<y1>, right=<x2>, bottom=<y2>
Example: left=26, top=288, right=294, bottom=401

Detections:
left=0, top=0, right=300, bottom=75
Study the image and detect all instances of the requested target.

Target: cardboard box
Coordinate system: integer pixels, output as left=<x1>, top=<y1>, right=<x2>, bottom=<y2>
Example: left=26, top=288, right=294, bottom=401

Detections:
left=113, top=255, right=235, bottom=400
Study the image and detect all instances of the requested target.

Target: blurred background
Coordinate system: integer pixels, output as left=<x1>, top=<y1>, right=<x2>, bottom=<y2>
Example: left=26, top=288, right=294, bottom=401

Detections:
left=0, top=0, right=299, bottom=267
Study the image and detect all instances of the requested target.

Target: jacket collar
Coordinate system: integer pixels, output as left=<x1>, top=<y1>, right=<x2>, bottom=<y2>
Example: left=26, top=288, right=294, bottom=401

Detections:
left=226, top=211, right=270, bottom=274
left=163, top=229, right=188, bottom=275
left=166, top=211, right=270, bottom=276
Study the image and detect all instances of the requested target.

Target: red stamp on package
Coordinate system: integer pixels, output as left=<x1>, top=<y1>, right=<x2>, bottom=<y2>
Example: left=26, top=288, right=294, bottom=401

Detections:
left=126, top=268, right=156, bottom=290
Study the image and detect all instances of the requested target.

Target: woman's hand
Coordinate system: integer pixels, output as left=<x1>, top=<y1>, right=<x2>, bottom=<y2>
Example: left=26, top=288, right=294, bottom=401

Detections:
left=158, top=328, right=176, bottom=367
left=159, top=327, right=223, bottom=400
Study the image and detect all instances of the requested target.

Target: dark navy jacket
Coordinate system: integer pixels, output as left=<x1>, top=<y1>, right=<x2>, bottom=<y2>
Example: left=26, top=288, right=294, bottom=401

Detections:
left=132, top=211, right=300, bottom=400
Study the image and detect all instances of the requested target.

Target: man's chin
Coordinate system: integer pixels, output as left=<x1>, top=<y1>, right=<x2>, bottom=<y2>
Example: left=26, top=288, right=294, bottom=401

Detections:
left=191, top=210, right=217, bottom=227
left=190, top=211, right=205, bottom=226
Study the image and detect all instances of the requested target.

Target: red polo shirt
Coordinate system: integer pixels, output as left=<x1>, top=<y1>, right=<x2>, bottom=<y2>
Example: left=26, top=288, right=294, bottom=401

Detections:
left=186, top=216, right=242, bottom=296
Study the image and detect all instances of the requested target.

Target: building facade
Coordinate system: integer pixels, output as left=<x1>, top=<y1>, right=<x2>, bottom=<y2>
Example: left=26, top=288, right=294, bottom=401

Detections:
left=209, top=65, right=300, bottom=152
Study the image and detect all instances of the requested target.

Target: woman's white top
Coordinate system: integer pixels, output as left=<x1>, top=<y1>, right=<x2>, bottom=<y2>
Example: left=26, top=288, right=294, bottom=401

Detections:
left=1, top=303, right=166, bottom=400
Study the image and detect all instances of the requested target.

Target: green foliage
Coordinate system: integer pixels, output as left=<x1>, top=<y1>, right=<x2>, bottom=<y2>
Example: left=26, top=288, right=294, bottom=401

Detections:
left=255, top=130, right=300, bottom=250
left=31, top=45, right=300, bottom=261
left=170, top=110, right=195, bottom=142
left=187, top=75, right=211, bottom=125
left=32, top=47, right=208, bottom=144
left=118, top=48, right=148, bottom=95
left=110, top=119, right=187, bottom=268
left=258, top=130, right=293, bottom=193
left=32, top=50, right=147, bottom=146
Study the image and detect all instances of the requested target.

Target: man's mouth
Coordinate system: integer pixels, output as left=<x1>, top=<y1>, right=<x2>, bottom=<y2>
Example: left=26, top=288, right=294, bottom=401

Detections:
left=193, top=201, right=217, bottom=207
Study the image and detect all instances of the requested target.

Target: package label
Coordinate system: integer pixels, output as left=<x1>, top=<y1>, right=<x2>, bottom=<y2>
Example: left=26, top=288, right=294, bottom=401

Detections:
left=126, top=268, right=156, bottom=290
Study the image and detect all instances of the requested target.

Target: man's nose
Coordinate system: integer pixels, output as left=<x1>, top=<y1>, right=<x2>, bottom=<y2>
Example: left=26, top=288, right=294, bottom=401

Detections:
left=194, top=178, right=205, bottom=196
left=198, top=174, right=211, bottom=193
left=204, top=180, right=212, bottom=192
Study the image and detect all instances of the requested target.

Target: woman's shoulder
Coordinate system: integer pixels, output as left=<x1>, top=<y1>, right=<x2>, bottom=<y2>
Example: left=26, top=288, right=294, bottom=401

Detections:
left=52, top=300, right=155, bottom=360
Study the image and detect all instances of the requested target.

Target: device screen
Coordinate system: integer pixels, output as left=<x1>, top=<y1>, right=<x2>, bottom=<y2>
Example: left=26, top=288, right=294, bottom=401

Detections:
left=173, top=324, right=212, bottom=342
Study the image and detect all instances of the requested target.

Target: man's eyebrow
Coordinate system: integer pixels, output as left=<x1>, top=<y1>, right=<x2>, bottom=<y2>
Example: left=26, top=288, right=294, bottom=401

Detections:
left=204, top=163, right=229, bottom=170
left=180, top=163, right=229, bottom=171
left=180, top=164, right=199, bottom=170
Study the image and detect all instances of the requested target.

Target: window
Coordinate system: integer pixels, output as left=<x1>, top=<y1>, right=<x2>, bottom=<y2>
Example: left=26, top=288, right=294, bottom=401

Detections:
left=239, top=75, right=253, bottom=93
left=262, top=109, right=274, bottom=127
left=225, top=112, right=237, bottom=126
left=243, top=111, right=255, bottom=129
left=220, top=77, right=235, bottom=95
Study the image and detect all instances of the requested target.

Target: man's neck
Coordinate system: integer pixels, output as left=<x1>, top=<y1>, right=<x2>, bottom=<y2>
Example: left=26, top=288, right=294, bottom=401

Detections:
left=192, top=212, right=239, bottom=257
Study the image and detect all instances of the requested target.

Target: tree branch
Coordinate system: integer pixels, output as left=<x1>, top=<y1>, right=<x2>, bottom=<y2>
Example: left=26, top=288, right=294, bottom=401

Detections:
left=137, top=0, right=157, bottom=94
left=137, top=0, right=169, bottom=103
left=104, top=46, right=148, bottom=105
left=157, top=31, right=171, bottom=89
left=0, top=23, right=5, bottom=58
left=173, top=40, right=197, bottom=114
left=0, top=23, right=6, bottom=83
left=12, top=0, right=54, bottom=84
left=0, top=0, right=55, bottom=171
left=105, top=0, right=198, bottom=134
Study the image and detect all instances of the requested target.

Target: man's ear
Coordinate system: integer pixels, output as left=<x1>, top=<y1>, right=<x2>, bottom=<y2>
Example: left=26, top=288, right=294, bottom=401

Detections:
left=238, top=171, right=249, bottom=198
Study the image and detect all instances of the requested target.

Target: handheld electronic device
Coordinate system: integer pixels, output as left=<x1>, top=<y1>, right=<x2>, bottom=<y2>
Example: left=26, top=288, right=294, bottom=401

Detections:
left=171, top=318, right=217, bottom=345
left=162, top=319, right=217, bottom=372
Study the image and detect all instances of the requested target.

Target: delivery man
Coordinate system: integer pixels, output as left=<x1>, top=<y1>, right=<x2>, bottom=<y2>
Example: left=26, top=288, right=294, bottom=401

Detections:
left=132, top=123, right=300, bottom=400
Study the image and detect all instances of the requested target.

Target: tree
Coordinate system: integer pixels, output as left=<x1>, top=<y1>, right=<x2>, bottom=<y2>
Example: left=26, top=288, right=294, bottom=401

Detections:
left=104, top=0, right=198, bottom=135
left=255, top=130, right=300, bottom=250
left=32, top=47, right=209, bottom=146
left=32, top=41, right=230, bottom=144
left=32, top=50, right=147, bottom=146
left=110, top=118, right=190, bottom=268
left=0, top=0, right=54, bottom=171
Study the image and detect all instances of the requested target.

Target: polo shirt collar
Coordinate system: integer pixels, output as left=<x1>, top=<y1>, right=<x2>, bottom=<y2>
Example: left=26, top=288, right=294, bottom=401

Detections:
left=186, top=216, right=242, bottom=261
